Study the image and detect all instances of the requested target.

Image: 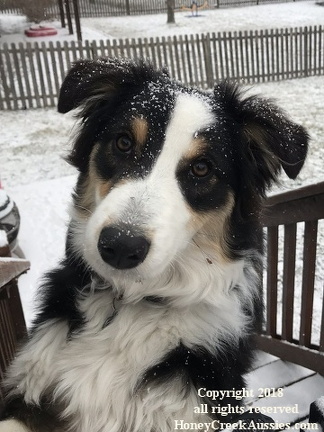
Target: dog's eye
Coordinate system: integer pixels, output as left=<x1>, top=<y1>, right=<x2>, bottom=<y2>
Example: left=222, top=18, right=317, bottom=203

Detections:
left=190, top=160, right=211, bottom=178
left=115, top=135, right=134, bottom=154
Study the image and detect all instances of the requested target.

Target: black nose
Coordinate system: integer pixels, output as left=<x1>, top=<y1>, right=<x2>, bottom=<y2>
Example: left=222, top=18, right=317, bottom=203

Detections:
left=98, top=226, right=150, bottom=270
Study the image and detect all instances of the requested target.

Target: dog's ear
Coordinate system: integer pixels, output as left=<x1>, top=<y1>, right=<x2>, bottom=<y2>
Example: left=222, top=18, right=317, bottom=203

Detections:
left=58, top=57, right=164, bottom=114
left=214, top=82, right=309, bottom=194
left=58, top=58, right=134, bottom=114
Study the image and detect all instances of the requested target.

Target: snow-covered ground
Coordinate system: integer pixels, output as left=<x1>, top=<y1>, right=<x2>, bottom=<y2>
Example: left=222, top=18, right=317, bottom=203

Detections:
left=0, top=2, right=323, bottom=339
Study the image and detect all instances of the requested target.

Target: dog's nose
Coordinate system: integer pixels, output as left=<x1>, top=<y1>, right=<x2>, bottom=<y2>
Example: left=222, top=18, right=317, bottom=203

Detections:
left=98, top=226, right=150, bottom=269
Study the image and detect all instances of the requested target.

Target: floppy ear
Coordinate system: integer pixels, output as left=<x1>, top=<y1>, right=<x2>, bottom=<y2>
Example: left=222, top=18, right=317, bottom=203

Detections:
left=58, top=58, right=136, bottom=114
left=58, top=57, right=169, bottom=114
left=214, top=82, right=309, bottom=194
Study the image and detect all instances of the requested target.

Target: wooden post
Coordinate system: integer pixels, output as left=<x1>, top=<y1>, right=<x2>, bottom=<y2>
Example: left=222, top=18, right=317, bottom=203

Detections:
left=57, top=0, right=66, bottom=28
left=125, top=0, right=130, bottom=15
left=166, top=0, right=175, bottom=24
left=65, top=0, right=74, bottom=35
left=72, top=0, right=82, bottom=41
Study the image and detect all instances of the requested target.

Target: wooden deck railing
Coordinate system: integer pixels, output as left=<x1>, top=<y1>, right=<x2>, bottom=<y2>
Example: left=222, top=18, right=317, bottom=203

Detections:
left=256, top=181, right=324, bottom=375
left=0, top=240, right=29, bottom=409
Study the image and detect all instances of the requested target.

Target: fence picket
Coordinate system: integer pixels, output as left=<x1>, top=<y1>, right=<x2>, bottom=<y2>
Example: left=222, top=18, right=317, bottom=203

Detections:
left=83, top=39, right=92, bottom=59
left=238, top=30, right=245, bottom=80
left=149, top=37, right=157, bottom=68
left=244, top=31, right=249, bottom=81
left=26, top=43, right=41, bottom=108
left=48, top=42, right=60, bottom=97
left=167, top=36, right=175, bottom=79
left=11, top=43, right=26, bottom=109
left=203, top=34, right=213, bottom=88
left=0, top=46, right=11, bottom=109
left=286, top=28, right=291, bottom=79
left=41, top=42, right=55, bottom=107
left=184, top=35, right=193, bottom=86
left=106, top=39, right=113, bottom=58
left=319, top=26, right=323, bottom=75
left=259, top=30, right=265, bottom=81
left=35, top=43, right=48, bottom=107
left=4, top=44, right=18, bottom=109
left=196, top=34, right=205, bottom=85
left=232, top=32, right=240, bottom=81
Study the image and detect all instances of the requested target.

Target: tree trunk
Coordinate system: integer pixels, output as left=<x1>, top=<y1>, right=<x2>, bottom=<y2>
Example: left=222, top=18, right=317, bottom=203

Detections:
left=166, top=0, right=175, bottom=24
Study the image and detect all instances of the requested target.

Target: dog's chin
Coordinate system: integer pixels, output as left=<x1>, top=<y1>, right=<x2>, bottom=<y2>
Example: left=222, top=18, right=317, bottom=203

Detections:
left=84, top=248, right=171, bottom=288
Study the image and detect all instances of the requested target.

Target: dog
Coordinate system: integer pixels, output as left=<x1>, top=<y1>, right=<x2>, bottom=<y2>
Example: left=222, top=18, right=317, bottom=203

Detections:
left=0, top=58, right=308, bottom=432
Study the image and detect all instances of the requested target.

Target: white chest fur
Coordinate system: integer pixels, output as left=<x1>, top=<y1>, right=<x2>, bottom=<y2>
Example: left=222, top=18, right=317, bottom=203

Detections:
left=6, top=255, right=257, bottom=432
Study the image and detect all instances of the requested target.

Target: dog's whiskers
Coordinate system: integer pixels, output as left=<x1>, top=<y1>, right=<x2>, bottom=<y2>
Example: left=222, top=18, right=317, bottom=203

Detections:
left=190, top=239, right=214, bottom=264
left=75, top=204, right=93, bottom=215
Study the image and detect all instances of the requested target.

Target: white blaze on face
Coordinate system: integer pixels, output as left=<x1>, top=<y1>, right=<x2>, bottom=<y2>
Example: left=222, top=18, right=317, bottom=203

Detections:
left=81, top=93, right=215, bottom=280
left=153, top=93, right=215, bottom=174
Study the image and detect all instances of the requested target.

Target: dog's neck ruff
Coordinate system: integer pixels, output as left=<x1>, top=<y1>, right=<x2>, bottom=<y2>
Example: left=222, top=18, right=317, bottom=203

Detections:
left=104, top=293, right=169, bottom=327
left=90, top=275, right=170, bottom=327
left=91, top=274, right=169, bottom=306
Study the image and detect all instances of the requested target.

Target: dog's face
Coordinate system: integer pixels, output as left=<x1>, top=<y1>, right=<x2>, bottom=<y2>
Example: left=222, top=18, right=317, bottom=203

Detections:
left=58, top=58, right=308, bottom=286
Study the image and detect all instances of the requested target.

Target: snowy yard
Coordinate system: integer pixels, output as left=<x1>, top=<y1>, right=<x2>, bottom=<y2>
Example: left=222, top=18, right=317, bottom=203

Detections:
left=0, top=1, right=323, bottom=330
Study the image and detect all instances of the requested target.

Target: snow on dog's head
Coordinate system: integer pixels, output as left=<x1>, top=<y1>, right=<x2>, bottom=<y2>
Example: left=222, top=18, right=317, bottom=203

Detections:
left=58, top=58, right=308, bottom=295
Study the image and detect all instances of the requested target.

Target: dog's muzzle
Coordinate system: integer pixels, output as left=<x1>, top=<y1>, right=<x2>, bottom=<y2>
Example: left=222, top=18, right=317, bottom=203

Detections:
left=98, top=226, right=150, bottom=270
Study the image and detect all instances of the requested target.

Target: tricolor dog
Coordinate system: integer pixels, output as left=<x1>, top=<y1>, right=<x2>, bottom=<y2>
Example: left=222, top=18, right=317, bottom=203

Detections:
left=0, top=58, right=308, bottom=432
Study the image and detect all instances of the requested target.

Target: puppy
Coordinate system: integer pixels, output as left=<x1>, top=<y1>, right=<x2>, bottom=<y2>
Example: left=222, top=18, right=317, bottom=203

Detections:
left=0, top=58, right=308, bottom=432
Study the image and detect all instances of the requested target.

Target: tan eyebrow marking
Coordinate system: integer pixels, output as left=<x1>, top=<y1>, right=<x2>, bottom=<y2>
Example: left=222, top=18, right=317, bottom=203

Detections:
left=177, top=136, right=210, bottom=172
left=185, top=136, right=209, bottom=160
left=131, top=117, right=149, bottom=149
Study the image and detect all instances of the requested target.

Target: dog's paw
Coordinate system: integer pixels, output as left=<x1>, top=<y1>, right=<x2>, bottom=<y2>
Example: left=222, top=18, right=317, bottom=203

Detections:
left=0, top=420, right=31, bottom=432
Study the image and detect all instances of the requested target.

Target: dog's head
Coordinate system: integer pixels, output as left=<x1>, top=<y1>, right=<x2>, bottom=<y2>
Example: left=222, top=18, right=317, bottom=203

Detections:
left=59, top=58, right=308, bottom=291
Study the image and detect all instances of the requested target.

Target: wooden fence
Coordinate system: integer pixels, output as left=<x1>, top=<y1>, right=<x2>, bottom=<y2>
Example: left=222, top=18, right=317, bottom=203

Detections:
left=214, top=0, right=308, bottom=7
left=1, top=25, right=323, bottom=110
left=256, top=182, right=324, bottom=375
left=0, top=0, right=311, bottom=17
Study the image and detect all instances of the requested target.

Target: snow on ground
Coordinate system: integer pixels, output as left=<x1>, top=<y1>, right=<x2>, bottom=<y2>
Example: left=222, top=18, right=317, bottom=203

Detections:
left=81, top=1, right=324, bottom=40
left=0, top=2, right=323, bottom=336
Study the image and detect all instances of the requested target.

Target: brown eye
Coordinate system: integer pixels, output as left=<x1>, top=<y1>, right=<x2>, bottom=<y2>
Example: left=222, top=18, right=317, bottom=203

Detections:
left=190, top=160, right=211, bottom=178
left=115, top=135, right=134, bottom=153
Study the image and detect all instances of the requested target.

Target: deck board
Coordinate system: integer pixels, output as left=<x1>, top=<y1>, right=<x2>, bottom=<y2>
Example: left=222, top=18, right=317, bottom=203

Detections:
left=251, top=351, right=279, bottom=369
left=244, top=351, right=324, bottom=426
left=245, top=358, right=315, bottom=400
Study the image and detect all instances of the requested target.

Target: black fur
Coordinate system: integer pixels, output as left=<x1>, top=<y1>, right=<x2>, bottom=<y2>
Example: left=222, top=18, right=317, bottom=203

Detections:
left=139, top=340, right=255, bottom=421
left=0, top=395, right=66, bottom=432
